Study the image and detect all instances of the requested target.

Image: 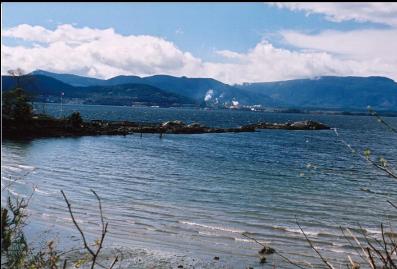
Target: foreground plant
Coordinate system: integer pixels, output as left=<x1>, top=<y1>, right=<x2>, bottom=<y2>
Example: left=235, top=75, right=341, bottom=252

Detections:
left=1, top=196, right=29, bottom=268
left=295, top=111, right=397, bottom=269
left=1, top=188, right=119, bottom=269
left=61, top=190, right=119, bottom=269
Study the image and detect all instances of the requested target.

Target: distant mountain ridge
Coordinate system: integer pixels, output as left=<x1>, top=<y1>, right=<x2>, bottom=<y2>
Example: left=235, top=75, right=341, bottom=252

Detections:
left=32, top=70, right=108, bottom=87
left=2, top=74, right=196, bottom=107
left=31, top=70, right=272, bottom=106
left=1, top=70, right=396, bottom=110
left=236, top=76, right=397, bottom=109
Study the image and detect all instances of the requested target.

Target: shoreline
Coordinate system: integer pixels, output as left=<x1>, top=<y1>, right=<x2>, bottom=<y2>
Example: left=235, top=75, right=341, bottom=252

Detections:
left=34, top=102, right=397, bottom=117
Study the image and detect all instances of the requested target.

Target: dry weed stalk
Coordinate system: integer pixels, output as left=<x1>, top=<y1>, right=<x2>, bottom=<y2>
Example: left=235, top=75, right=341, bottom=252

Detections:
left=61, top=189, right=119, bottom=269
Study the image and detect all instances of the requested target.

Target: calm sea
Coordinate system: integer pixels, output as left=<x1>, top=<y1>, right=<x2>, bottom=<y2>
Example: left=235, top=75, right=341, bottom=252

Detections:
left=2, top=103, right=397, bottom=268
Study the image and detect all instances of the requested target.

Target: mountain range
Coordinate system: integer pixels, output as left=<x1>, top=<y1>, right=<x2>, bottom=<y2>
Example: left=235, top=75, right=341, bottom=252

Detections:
left=2, top=69, right=397, bottom=111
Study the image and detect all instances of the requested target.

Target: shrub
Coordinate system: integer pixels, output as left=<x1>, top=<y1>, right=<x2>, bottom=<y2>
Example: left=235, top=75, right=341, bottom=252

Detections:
left=67, top=112, right=83, bottom=128
left=2, top=88, right=33, bottom=122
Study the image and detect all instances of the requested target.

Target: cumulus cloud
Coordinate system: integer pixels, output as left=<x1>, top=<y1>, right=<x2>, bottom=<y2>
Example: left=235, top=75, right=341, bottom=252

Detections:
left=208, top=41, right=371, bottom=83
left=2, top=24, right=397, bottom=83
left=219, top=41, right=396, bottom=83
left=270, top=2, right=397, bottom=26
left=2, top=24, right=203, bottom=79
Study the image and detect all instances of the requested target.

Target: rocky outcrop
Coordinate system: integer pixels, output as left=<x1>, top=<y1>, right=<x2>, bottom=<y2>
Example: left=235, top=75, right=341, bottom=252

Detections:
left=289, top=120, right=330, bottom=130
left=3, top=117, right=330, bottom=140
left=250, top=120, right=330, bottom=130
left=161, top=120, right=186, bottom=128
left=2, top=118, right=256, bottom=139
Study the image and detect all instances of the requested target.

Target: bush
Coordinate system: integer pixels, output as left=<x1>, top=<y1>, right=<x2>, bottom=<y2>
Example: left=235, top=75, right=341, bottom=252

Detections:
left=67, top=112, right=83, bottom=128
left=2, top=88, right=33, bottom=122
left=1, top=196, right=29, bottom=268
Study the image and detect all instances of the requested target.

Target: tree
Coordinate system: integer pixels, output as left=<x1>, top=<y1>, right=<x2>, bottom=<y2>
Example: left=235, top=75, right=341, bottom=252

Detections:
left=2, top=88, right=33, bottom=122
left=2, top=69, right=33, bottom=122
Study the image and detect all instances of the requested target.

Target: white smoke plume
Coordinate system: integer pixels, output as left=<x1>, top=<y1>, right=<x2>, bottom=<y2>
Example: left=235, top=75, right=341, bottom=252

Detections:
left=204, top=89, right=214, bottom=102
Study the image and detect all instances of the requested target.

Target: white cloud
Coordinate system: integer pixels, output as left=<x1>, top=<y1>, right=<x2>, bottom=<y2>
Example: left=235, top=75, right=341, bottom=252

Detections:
left=206, top=41, right=368, bottom=83
left=2, top=24, right=397, bottom=83
left=281, top=28, right=397, bottom=61
left=279, top=28, right=397, bottom=79
left=2, top=24, right=203, bottom=79
left=271, top=2, right=397, bottom=26
left=201, top=33, right=397, bottom=82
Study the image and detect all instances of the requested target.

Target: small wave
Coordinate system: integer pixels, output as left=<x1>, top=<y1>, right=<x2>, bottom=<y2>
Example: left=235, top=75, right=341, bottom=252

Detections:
left=34, top=188, right=50, bottom=195
left=234, top=237, right=269, bottom=244
left=234, top=237, right=252, bottom=243
left=179, top=221, right=245, bottom=233
left=317, top=246, right=356, bottom=256
left=17, top=165, right=36, bottom=171
left=3, top=166, right=22, bottom=172
left=326, top=247, right=351, bottom=254
left=198, top=230, right=219, bottom=236
left=2, top=177, right=13, bottom=182
left=332, top=242, right=346, bottom=247
left=364, top=228, right=382, bottom=235
left=1, top=177, right=27, bottom=185
left=197, top=231, right=236, bottom=241
left=273, top=226, right=320, bottom=236
left=7, top=189, right=21, bottom=197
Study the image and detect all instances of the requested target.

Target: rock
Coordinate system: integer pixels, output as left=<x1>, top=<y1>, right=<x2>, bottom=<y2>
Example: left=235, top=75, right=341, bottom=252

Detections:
left=214, top=256, right=220, bottom=260
left=177, top=265, right=183, bottom=268
left=289, top=120, right=330, bottom=130
left=5, top=116, right=329, bottom=140
left=162, top=120, right=186, bottom=128
left=259, top=246, right=275, bottom=255
left=239, top=125, right=256, bottom=132
left=187, top=122, right=204, bottom=128
left=259, top=257, right=267, bottom=264
left=252, top=120, right=330, bottom=130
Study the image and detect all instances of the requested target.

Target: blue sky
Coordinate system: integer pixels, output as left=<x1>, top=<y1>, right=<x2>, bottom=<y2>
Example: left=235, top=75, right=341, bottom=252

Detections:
left=2, top=3, right=385, bottom=60
left=2, top=3, right=397, bottom=83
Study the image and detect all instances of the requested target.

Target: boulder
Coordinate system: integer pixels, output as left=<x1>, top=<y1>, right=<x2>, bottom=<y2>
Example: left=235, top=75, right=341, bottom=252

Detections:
left=258, top=246, right=275, bottom=255
left=161, top=120, right=186, bottom=128
left=259, top=257, right=267, bottom=264
left=252, top=120, right=330, bottom=130
left=289, top=120, right=330, bottom=130
left=187, top=122, right=204, bottom=128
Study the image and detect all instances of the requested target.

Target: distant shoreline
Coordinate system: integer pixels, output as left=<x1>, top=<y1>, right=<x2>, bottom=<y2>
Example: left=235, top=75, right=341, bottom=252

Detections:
left=34, top=102, right=397, bottom=117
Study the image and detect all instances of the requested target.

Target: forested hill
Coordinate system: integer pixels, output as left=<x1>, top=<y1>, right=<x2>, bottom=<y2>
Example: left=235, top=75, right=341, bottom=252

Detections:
left=2, top=70, right=396, bottom=110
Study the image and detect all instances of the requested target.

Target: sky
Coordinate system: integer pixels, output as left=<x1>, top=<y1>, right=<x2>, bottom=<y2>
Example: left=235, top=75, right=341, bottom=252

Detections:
left=2, top=2, right=397, bottom=84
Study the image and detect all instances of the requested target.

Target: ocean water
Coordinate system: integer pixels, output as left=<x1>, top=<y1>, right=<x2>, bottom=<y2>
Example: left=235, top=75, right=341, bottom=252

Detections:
left=2, top=104, right=397, bottom=268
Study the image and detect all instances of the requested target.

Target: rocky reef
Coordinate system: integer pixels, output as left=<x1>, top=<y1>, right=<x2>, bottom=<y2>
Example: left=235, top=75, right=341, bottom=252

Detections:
left=2, top=117, right=330, bottom=140
left=91, top=120, right=257, bottom=135
left=247, top=120, right=330, bottom=130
